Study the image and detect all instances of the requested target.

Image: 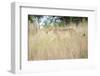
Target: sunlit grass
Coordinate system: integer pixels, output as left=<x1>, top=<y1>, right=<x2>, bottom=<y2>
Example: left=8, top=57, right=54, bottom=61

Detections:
left=28, top=23, right=88, bottom=60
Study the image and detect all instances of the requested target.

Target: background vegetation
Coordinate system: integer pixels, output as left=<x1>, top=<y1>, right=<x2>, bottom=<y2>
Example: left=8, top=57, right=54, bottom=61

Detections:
left=28, top=15, right=88, bottom=60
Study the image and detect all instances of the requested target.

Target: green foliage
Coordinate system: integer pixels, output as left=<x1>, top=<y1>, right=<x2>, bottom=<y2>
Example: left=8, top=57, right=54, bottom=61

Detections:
left=28, top=15, right=88, bottom=28
left=28, top=15, right=33, bottom=23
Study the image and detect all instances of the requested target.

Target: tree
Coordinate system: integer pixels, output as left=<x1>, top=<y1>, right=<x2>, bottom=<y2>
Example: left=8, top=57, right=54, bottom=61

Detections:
left=28, top=15, right=88, bottom=29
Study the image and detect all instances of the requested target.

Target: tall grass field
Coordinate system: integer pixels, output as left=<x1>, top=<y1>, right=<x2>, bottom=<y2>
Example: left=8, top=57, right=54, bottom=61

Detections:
left=28, top=15, right=88, bottom=60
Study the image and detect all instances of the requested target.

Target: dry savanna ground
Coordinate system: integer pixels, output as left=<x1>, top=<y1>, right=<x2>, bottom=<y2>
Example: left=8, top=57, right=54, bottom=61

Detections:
left=28, top=22, right=88, bottom=60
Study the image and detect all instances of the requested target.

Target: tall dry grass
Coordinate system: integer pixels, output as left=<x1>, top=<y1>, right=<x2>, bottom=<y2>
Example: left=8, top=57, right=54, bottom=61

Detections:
left=28, top=22, right=88, bottom=60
